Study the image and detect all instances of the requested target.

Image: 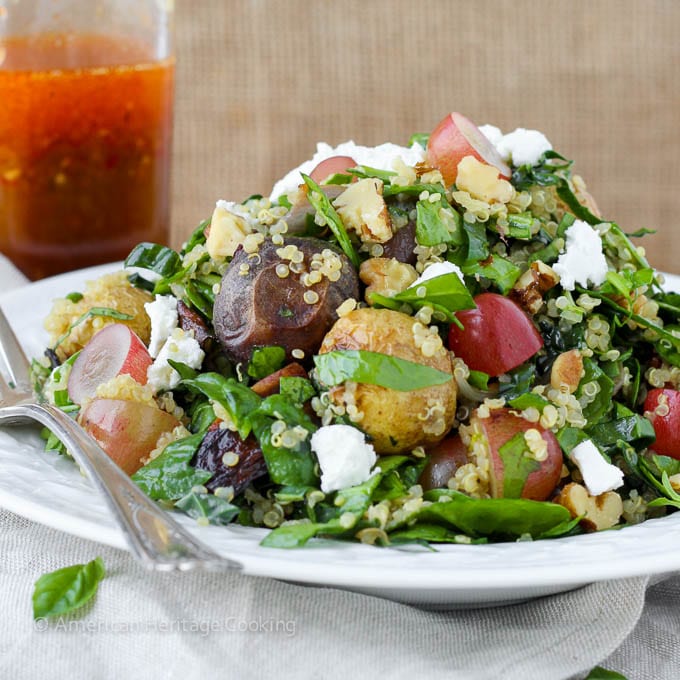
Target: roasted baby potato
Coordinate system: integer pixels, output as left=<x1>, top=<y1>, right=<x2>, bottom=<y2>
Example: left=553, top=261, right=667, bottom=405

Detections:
left=213, top=237, right=359, bottom=364
left=319, top=308, right=457, bottom=454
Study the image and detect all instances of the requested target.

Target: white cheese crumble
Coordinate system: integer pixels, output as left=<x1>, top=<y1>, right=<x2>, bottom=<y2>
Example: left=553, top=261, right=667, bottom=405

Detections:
left=480, top=125, right=552, bottom=167
left=496, top=128, right=552, bottom=167
left=409, top=261, right=465, bottom=288
left=270, top=140, right=425, bottom=200
left=478, top=124, right=503, bottom=147
left=552, top=219, right=608, bottom=291
left=147, top=328, right=204, bottom=392
left=310, top=424, right=378, bottom=493
left=570, top=439, right=624, bottom=496
left=144, top=295, right=178, bottom=358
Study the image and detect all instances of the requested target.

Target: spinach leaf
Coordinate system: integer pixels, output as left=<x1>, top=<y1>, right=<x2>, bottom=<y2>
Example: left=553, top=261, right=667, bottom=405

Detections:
left=508, top=392, right=549, bottom=412
left=556, top=426, right=590, bottom=455
left=302, top=174, right=360, bottom=267
left=498, top=432, right=540, bottom=499
left=462, top=220, right=490, bottom=264
left=33, top=557, right=105, bottom=619
left=314, top=350, right=453, bottom=391
left=587, top=412, right=656, bottom=452
left=279, top=376, right=317, bottom=405
left=132, top=434, right=212, bottom=501
left=498, top=364, right=536, bottom=401
left=348, top=165, right=397, bottom=182
left=576, top=357, right=614, bottom=424
left=462, top=255, right=521, bottom=295
left=247, top=346, right=286, bottom=380
left=415, top=197, right=463, bottom=246
left=125, top=242, right=182, bottom=278
left=175, top=491, right=240, bottom=526
left=419, top=490, right=571, bottom=538
left=183, top=373, right=262, bottom=438
left=249, top=394, right=318, bottom=487
left=260, top=457, right=407, bottom=548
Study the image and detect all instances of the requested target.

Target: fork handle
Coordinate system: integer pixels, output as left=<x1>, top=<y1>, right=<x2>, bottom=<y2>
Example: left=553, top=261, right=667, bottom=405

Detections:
left=0, top=403, right=241, bottom=572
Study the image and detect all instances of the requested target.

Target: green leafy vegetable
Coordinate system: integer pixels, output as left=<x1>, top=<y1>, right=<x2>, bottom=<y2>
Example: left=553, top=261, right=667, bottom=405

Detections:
left=415, top=197, right=463, bottom=247
left=498, top=432, right=540, bottom=499
left=175, top=491, right=240, bottom=525
left=279, top=376, right=317, bottom=405
left=370, top=271, right=475, bottom=322
left=51, top=307, right=133, bottom=350
left=301, top=173, right=360, bottom=267
left=420, top=491, right=571, bottom=539
left=125, top=241, right=182, bottom=278
left=33, top=557, right=105, bottom=619
left=183, top=373, right=262, bottom=439
left=462, top=255, right=521, bottom=295
left=314, top=350, right=453, bottom=391
left=132, top=434, right=212, bottom=501
left=247, top=346, right=286, bottom=380
left=584, top=666, right=629, bottom=680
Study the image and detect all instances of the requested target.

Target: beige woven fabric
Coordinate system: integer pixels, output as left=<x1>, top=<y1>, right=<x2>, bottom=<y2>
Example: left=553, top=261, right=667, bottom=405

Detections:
left=172, top=0, right=680, bottom=273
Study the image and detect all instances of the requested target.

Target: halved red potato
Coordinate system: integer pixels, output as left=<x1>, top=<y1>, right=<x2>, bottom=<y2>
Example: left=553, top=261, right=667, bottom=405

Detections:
left=309, top=155, right=357, bottom=183
left=78, top=398, right=179, bottom=475
left=68, top=324, right=152, bottom=405
left=426, top=112, right=511, bottom=186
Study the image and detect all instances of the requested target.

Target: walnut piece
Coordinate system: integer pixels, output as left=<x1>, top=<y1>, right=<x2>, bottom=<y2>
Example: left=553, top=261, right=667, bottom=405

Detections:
left=510, top=260, right=559, bottom=314
left=333, top=177, right=393, bottom=243
left=359, top=257, right=417, bottom=303
left=557, top=482, right=623, bottom=532
left=550, top=349, right=584, bottom=394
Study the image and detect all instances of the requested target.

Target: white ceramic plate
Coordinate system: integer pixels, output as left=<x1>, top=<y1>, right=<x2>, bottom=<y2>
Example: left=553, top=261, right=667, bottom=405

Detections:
left=0, top=263, right=679, bottom=608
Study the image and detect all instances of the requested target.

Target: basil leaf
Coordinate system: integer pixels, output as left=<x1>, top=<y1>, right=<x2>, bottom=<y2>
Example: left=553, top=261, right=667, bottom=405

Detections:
left=183, top=373, right=262, bottom=439
left=314, top=350, right=453, bottom=391
left=247, top=346, right=286, bottom=380
left=175, top=492, right=240, bottom=526
left=132, top=434, right=212, bottom=501
left=498, top=432, right=540, bottom=499
left=388, top=524, right=487, bottom=545
left=415, top=197, right=462, bottom=246
left=125, top=242, right=182, bottom=278
left=380, top=272, right=475, bottom=321
left=33, top=557, right=105, bottom=619
left=301, top=174, right=360, bottom=267
left=468, top=370, right=490, bottom=391
left=419, top=490, right=571, bottom=539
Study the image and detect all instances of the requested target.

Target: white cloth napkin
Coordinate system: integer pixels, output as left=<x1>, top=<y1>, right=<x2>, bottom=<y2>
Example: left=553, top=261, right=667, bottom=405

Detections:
left=0, top=257, right=678, bottom=680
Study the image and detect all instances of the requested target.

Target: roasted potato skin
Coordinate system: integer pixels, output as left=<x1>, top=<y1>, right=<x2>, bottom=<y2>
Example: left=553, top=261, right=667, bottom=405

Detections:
left=213, top=237, right=359, bottom=364
left=319, top=308, right=457, bottom=454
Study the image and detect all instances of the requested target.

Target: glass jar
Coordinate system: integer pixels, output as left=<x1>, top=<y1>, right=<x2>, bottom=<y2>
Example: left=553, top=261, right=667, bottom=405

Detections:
left=0, top=0, right=175, bottom=280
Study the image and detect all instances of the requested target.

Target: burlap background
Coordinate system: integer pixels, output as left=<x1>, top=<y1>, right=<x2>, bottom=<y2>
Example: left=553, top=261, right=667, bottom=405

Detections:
left=172, top=0, right=680, bottom=273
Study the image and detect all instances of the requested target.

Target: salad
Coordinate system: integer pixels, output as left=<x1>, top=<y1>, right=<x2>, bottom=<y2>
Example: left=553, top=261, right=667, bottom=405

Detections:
left=33, top=112, right=680, bottom=549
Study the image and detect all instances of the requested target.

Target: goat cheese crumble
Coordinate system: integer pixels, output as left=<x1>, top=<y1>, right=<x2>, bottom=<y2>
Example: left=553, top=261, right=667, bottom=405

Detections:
left=147, top=328, right=205, bottom=392
left=553, top=219, right=609, bottom=291
left=480, top=124, right=552, bottom=167
left=409, top=261, right=465, bottom=288
left=270, top=140, right=425, bottom=200
left=144, top=295, right=179, bottom=358
left=310, top=424, right=378, bottom=493
left=570, top=439, right=624, bottom=496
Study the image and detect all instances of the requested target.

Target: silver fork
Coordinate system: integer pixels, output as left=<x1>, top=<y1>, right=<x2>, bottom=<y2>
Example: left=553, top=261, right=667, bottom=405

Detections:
left=0, top=306, right=241, bottom=573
